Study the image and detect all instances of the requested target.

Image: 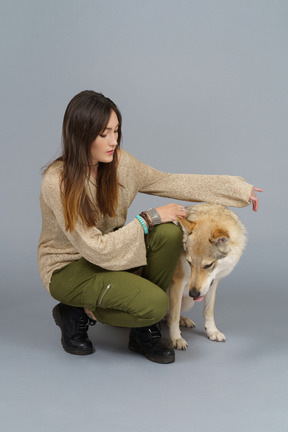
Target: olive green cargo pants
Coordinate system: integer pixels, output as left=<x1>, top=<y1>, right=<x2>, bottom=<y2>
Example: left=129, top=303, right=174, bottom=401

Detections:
left=50, top=223, right=182, bottom=328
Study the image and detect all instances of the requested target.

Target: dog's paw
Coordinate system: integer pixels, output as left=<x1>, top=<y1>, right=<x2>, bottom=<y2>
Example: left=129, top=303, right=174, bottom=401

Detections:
left=206, top=329, right=226, bottom=342
left=179, top=316, right=195, bottom=328
left=171, top=337, right=188, bottom=350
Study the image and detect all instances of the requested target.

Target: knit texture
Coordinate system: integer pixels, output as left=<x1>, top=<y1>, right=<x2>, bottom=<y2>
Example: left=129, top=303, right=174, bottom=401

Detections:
left=38, top=150, right=253, bottom=292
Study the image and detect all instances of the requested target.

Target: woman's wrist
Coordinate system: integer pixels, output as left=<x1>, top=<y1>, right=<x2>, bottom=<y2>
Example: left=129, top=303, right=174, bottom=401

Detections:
left=135, top=208, right=161, bottom=235
left=146, top=208, right=161, bottom=226
left=139, top=211, right=153, bottom=230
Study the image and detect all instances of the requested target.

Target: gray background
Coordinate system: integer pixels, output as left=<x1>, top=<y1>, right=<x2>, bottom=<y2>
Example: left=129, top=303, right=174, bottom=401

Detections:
left=1, top=1, right=287, bottom=431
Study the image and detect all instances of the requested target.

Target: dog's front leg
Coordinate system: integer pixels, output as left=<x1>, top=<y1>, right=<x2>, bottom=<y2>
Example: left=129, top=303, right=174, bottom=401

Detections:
left=167, top=279, right=189, bottom=350
left=203, top=281, right=226, bottom=342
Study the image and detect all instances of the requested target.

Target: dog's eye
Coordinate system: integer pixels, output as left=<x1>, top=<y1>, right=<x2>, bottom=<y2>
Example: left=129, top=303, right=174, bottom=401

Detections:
left=203, top=263, right=214, bottom=269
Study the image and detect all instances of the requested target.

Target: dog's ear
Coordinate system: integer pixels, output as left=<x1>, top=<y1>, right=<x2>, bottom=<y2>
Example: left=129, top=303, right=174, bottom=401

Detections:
left=177, top=218, right=196, bottom=250
left=177, top=217, right=196, bottom=234
left=211, top=228, right=230, bottom=253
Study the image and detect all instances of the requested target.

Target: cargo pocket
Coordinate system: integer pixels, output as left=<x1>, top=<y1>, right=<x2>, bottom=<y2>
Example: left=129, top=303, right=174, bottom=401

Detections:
left=95, top=281, right=141, bottom=313
left=98, top=284, right=111, bottom=306
left=81, top=274, right=105, bottom=310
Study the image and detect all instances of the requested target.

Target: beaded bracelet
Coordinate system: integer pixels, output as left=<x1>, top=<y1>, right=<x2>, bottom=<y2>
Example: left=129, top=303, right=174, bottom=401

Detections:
left=135, top=215, right=149, bottom=235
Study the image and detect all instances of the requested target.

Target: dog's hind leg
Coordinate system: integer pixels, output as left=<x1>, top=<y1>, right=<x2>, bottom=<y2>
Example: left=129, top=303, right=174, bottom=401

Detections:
left=203, top=281, right=226, bottom=342
left=179, top=315, right=195, bottom=328
left=179, top=296, right=196, bottom=328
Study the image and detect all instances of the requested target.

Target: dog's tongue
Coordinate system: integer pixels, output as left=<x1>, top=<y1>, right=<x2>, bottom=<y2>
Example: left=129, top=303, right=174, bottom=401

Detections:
left=194, top=296, right=204, bottom=302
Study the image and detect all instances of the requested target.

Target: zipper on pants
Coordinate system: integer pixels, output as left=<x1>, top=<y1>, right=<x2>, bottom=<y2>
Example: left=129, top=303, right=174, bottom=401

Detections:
left=98, top=284, right=111, bottom=306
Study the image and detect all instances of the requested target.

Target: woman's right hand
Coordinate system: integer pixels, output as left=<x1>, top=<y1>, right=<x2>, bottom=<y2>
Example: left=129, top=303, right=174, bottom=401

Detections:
left=155, top=203, right=187, bottom=223
left=249, top=187, right=263, bottom=212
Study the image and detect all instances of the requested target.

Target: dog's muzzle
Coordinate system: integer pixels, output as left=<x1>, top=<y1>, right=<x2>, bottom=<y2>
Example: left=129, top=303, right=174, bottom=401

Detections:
left=189, top=289, right=201, bottom=300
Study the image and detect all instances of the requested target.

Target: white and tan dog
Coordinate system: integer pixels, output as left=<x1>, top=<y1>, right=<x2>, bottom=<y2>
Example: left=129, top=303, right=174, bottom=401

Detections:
left=166, top=204, right=246, bottom=350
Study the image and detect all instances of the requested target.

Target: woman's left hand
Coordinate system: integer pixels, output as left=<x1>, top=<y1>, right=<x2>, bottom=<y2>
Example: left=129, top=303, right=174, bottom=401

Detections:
left=249, top=187, right=263, bottom=212
left=155, top=203, right=187, bottom=223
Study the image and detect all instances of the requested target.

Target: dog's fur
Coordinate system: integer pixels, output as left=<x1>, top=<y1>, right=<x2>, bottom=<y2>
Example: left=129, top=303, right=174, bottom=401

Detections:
left=166, top=204, right=246, bottom=350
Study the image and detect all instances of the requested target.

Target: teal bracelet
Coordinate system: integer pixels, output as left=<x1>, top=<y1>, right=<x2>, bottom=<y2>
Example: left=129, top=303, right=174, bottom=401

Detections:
left=135, top=215, right=149, bottom=235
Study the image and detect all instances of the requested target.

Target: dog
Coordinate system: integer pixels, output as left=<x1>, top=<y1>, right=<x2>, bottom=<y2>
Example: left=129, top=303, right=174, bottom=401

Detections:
left=166, top=204, right=246, bottom=350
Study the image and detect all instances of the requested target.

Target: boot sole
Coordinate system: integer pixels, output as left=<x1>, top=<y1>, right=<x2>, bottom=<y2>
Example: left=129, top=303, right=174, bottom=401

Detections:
left=52, top=307, right=94, bottom=356
left=129, top=343, right=175, bottom=364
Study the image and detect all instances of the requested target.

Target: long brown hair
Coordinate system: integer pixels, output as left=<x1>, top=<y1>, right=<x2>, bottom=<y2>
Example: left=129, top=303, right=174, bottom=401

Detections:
left=48, top=90, right=122, bottom=232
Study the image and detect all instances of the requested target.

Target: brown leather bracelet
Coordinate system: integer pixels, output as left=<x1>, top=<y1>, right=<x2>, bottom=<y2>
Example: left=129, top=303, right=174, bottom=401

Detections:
left=139, top=211, right=153, bottom=231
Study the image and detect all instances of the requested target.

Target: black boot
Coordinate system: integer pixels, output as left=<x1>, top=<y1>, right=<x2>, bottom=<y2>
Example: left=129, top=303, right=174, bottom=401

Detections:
left=52, top=303, right=96, bottom=355
left=128, top=324, right=175, bottom=364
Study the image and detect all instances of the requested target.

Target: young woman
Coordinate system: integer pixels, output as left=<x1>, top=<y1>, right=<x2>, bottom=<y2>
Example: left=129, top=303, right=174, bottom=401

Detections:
left=38, top=90, right=262, bottom=364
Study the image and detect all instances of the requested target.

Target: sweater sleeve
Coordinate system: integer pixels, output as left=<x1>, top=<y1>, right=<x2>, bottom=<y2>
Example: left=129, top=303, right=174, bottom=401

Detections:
left=41, top=167, right=147, bottom=271
left=125, top=152, right=253, bottom=208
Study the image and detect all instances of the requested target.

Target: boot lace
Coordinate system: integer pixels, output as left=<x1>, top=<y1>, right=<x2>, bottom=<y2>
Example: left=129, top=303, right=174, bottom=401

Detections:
left=88, top=318, right=97, bottom=326
left=78, top=315, right=89, bottom=333
left=78, top=315, right=96, bottom=334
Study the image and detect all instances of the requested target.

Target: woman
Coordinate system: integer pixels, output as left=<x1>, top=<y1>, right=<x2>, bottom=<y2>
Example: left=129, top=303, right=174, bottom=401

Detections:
left=38, top=90, right=261, bottom=364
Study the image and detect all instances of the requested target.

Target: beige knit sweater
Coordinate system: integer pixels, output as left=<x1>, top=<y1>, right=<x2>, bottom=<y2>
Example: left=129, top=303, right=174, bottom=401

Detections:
left=38, top=149, right=253, bottom=292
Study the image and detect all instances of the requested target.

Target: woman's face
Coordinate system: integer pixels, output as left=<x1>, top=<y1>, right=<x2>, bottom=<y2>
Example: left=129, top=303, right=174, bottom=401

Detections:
left=90, top=110, right=119, bottom=165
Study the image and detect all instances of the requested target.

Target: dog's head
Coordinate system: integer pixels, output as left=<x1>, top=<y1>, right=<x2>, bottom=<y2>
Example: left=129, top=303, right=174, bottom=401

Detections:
left=177, top=205, right=245, bottom=300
